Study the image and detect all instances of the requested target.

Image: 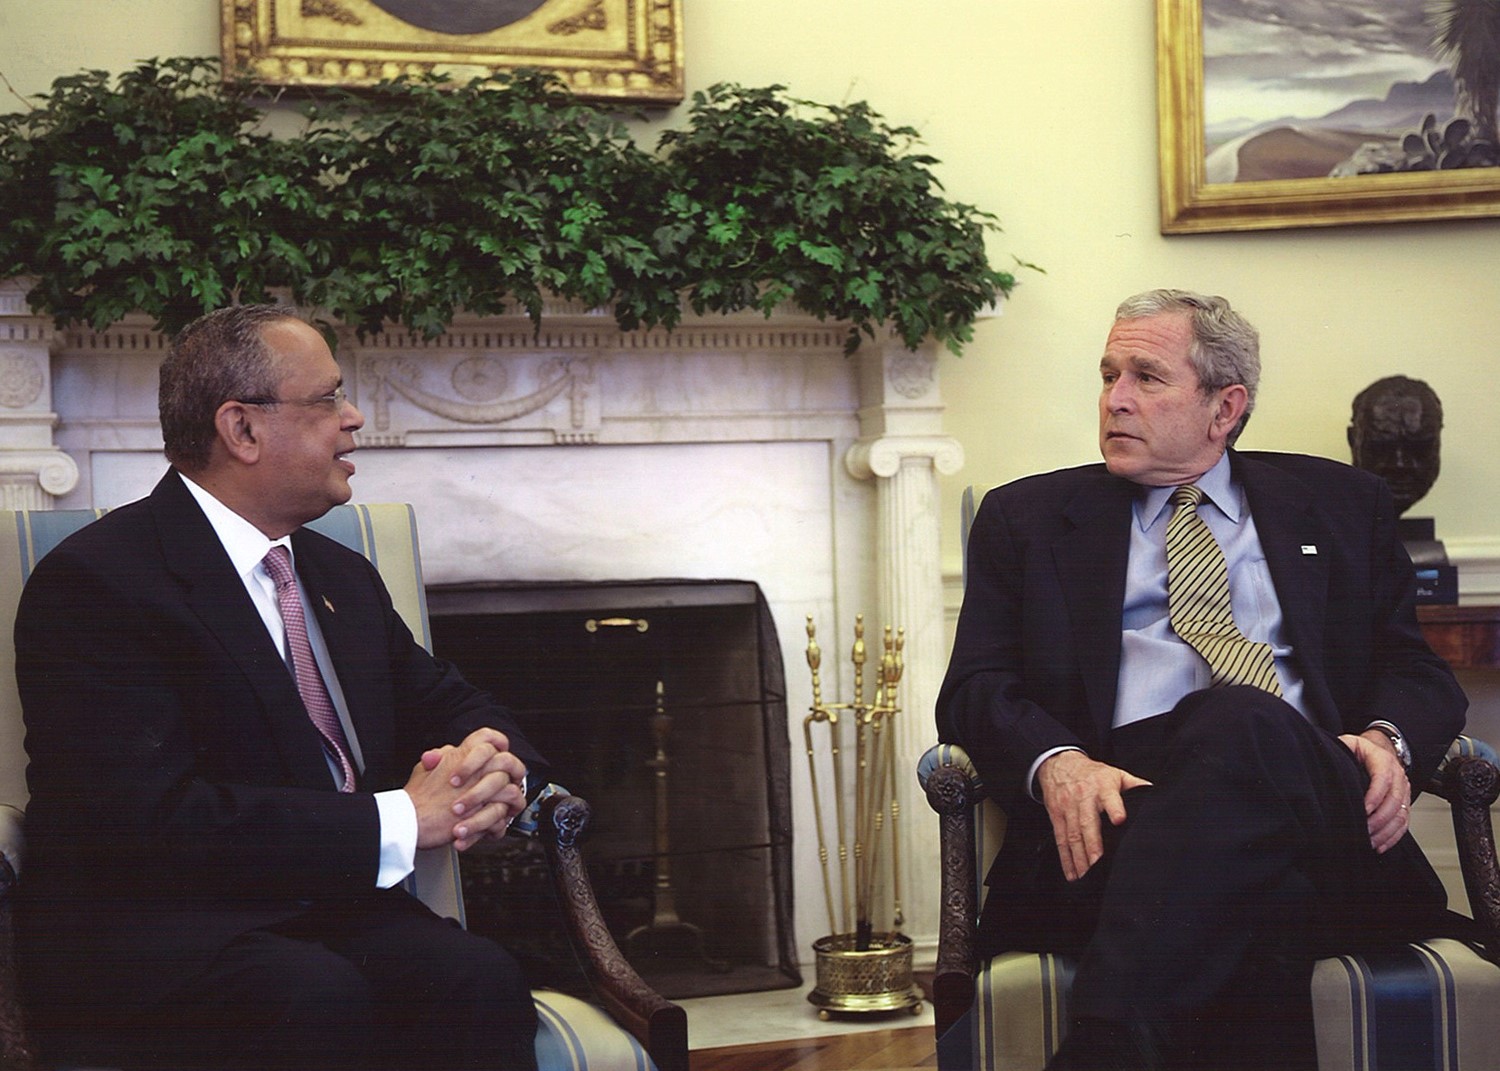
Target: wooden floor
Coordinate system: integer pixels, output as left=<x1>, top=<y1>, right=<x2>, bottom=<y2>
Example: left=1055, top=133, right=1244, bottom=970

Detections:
left=689, top=1025, right=937, bottom=1071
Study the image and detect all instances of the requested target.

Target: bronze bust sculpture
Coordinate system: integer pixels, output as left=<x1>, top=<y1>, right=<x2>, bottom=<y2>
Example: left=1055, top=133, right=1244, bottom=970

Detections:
left=1348, top=375, right=1443, bottom=517
left=1349, top=375, right=1447, bottom=569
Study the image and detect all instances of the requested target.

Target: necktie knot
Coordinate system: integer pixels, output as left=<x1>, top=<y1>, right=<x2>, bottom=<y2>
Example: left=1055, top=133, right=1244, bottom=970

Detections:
left=262, top=545, right=295, bottom=591
left=1170, top=484, right=1203, bottom=512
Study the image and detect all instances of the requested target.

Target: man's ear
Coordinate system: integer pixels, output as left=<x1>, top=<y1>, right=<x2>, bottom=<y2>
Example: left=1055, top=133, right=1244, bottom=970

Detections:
left=1211, top=384, right=1249, bottom=443
left=214, top=401, right=263, bottom=465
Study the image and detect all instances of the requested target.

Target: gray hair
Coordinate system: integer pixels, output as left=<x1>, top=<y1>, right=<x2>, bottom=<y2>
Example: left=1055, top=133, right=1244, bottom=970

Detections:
left=1114, top=288, right=1260, bottom=446
left=159, top=304, right=304, bottom=473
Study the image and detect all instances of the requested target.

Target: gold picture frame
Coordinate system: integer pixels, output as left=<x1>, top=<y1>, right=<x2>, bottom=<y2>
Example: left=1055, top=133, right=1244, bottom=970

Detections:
left=221, top=0, right=684, bottom=104
left=1157, top=0, right=1500, bottom=233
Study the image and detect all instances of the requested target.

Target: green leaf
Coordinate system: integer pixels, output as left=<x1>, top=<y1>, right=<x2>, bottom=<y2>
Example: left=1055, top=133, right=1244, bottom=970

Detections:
left=797, top=241, right=845, bottom=269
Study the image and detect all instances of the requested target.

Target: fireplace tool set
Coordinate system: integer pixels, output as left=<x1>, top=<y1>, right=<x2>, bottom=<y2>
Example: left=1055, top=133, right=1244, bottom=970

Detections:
left=802, top=614, right=924, bottom=1019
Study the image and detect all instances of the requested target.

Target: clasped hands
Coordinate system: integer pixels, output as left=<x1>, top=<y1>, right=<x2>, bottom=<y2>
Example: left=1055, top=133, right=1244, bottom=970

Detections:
left=403, top=728, right=528, bottom=852
left=1038, top=727, right=1412, bottom=882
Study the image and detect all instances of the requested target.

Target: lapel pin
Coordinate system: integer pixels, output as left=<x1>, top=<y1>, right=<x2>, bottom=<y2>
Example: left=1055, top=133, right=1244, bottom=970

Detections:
left=1301, top=545, right=1318, bottom=555
left=323, top=596, right=336, bottom=613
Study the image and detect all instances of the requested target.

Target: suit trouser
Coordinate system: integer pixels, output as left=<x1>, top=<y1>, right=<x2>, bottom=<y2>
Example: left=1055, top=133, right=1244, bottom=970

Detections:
left=1064, top=687, right=1447, bottom=1068
left=46, top=891, right=539, bottom=1071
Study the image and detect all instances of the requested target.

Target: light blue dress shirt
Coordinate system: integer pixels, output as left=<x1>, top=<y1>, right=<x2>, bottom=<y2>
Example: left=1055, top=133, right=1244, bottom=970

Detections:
left=1114, top=451, right=1307, bottom=726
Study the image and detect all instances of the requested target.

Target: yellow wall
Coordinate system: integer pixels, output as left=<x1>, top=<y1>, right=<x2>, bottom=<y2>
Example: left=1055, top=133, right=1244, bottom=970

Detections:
left=5, top=0, right=1500, bottom=574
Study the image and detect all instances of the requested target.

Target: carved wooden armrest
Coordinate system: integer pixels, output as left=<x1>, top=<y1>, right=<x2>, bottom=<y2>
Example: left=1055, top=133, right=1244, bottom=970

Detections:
left=537, top=793, right=687, bottom=1071
left=923, top=758, right=982, bottom=1037
left=0, top=854, right=36, bottom=1070
left=1441, top=753, right=1500, bottom=951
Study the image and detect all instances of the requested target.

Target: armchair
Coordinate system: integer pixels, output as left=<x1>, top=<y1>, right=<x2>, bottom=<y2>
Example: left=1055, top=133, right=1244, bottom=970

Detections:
left=928, top=483, right=1500, bottom=1068
left=0, top=504, right=687, bottom=1071
left=919, top=739, right=1500, bottom=1070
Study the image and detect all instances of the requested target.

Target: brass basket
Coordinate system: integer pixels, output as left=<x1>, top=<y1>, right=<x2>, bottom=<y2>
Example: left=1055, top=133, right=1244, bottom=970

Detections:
left=806, top=932, right=924, bottom=1019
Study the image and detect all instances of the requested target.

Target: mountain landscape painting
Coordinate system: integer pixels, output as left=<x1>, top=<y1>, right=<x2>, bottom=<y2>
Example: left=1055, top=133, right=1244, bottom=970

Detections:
left=1202, top=0, right=1500, bottom=184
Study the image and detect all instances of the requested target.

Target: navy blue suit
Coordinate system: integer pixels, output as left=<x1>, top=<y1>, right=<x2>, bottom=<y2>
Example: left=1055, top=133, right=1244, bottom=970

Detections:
left=936, top=450, right=1466, bottom=1057
left=15, top=471, right=546, bottom=1068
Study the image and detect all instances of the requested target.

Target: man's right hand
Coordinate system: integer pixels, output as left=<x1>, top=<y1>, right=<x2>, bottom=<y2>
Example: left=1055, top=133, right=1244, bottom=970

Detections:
left=1036, top=750, right=1153, bottom=881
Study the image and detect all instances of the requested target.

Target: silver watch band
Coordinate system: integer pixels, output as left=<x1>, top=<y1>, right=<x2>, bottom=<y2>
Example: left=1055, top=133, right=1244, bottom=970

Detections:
left=1370, top=723, right=1413, bottom=770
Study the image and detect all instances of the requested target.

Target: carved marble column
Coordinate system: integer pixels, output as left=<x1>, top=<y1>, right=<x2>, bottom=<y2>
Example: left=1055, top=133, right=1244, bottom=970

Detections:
left=0, top=283, right=78, bottom=509
left=845, top=336, right=963, bottom=957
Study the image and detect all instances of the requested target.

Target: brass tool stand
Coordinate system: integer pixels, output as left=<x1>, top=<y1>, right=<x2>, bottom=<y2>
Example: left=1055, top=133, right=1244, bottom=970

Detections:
left=803, top=615, right=922, bottom=1019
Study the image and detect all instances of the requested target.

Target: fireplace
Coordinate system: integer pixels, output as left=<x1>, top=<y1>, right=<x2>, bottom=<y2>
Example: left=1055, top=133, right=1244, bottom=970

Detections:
left=426, top=578, right=798, bottom=997
left=9, top=289, right=963, bottom=966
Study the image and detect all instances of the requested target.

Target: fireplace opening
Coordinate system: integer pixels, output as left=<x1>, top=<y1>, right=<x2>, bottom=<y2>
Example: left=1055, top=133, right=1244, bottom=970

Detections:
left=427, top=579, right=801, bottom=999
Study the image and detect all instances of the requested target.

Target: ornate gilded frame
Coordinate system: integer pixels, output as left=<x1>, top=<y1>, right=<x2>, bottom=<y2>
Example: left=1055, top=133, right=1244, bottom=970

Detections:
left=221, top=0, right=683, bottom=103
left=1156, top=0, right=1500, bottom=233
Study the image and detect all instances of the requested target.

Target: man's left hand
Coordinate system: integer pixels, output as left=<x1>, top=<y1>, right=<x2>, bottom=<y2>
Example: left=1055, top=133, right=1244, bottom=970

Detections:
left=1339, top=729, right=1412, bottom=854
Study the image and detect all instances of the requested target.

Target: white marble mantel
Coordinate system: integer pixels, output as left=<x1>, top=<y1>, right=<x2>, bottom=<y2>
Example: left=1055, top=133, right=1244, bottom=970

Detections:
left=0, top=281, right=960, bottom=965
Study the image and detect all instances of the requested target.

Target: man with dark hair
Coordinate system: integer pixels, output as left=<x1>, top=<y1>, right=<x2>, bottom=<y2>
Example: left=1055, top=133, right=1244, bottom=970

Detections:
left=938, top=289, right=1464, bottom=1070
left=16, top=304, right=545, bottom=1070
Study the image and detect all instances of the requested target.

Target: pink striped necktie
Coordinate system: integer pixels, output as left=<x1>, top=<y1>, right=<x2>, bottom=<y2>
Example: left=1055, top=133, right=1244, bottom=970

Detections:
left=262, top=545, right=356, bottom=791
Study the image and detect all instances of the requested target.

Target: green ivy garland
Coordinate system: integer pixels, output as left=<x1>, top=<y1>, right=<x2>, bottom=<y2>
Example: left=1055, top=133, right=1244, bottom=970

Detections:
left=0, top=58, right=1024, bottom=353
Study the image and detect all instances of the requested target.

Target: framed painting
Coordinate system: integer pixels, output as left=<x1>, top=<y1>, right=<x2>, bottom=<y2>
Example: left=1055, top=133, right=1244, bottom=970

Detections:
left=221, top=0, right=684, bottom=104
left=1157, top=0, right=1500, bottom=233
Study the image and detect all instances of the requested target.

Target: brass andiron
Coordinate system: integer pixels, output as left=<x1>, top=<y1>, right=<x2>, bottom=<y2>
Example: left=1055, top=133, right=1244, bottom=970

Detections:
left=626, top=681, right=727, bottom=971
left=803, top=615, right=922, bottom=1019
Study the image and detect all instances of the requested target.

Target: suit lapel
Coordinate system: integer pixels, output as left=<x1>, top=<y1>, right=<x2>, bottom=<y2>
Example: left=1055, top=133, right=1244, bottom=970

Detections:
left=1234, top=454, right=1338, bottom=729
left=1053, top=477, right=1136, bottom=742
left=147, top=473, right=347, bottom=789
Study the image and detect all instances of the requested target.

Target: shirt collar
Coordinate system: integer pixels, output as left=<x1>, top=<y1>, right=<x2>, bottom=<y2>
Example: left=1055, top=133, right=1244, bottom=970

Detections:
left=178, top=472, right=292, bottom=580
left=1136, top=451, right=1242, bottom=530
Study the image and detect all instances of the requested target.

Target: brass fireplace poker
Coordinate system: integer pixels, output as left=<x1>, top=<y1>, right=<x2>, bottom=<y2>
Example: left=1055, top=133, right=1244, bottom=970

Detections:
left=802, top=615, right=922, bottom=1018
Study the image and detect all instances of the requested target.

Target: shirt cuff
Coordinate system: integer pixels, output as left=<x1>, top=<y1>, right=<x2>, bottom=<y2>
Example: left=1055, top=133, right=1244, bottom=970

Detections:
left=374, top=789, right=418, bottom=888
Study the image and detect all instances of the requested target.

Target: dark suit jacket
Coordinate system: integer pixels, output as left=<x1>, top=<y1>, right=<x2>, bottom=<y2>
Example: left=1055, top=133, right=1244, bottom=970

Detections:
left=936, top=450, right=1467, bottom=949
left=13, top=471, right=546, bottom=1020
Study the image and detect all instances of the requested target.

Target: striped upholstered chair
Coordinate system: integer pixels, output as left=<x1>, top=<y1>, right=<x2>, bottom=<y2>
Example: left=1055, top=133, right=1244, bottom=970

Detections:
left=0, top=505, right=687, bottom=1071
left=921, top=488, right=1500, bottom=1070
left=919, top=740, right=1500, bottom=1070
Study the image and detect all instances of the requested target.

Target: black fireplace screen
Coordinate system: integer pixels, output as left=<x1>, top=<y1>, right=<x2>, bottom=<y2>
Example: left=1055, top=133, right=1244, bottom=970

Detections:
left=426, top=579, right=800, bottom=999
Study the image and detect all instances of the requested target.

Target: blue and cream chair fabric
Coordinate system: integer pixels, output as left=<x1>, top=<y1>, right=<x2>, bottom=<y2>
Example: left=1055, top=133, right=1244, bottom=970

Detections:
left=0, top=505, right=685, bottom=1071
left=919, top=739, right=1500, bottom=1071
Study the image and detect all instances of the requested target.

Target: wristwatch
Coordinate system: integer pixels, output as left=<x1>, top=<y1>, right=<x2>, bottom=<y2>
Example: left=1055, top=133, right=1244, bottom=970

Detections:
left=1369, top=723, right=1413, bottom=770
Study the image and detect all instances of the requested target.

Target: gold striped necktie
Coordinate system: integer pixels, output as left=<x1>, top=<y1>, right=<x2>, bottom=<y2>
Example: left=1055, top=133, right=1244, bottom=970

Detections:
left=1165, top=484, right=1282, bottom=696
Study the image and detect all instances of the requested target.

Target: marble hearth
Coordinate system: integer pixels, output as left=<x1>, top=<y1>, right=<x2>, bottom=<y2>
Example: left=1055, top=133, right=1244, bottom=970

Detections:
left=0, top=282, right=962, bottom=964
